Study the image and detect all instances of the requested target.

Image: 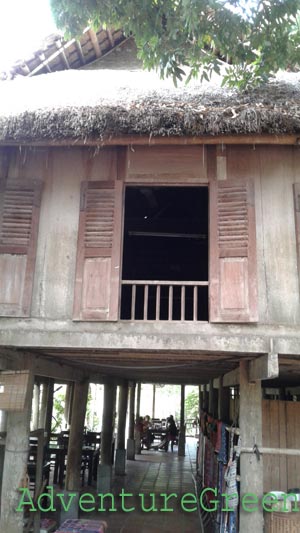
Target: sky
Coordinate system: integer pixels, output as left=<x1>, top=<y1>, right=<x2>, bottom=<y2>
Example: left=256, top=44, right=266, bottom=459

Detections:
left=0, top=0, right=58, bottom=71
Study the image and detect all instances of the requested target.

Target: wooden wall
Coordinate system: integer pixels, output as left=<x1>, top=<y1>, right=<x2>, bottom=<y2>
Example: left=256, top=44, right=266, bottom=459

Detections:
left=1, top=143, right=300, bottom=325
left=262, top=400, right=300, bottom=492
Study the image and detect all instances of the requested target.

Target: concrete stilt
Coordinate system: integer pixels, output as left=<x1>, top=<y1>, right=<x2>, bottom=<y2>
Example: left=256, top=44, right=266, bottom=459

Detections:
left=126, top=382, right=136, bottom=460
left=178, top=384, right=185, bottom=456
left=115, top=382, right=128, bottom=475
left=97, top=383, right=117, bottom=492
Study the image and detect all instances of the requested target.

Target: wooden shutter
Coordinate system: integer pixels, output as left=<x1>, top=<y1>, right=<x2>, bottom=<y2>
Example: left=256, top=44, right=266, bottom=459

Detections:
left=209, top=176, right=258, bottom=322
left=294, top=183, right=300, bottom=287
left=0, top=179, right=42, bottom=316
left=73, top=180, right=123, bottom=321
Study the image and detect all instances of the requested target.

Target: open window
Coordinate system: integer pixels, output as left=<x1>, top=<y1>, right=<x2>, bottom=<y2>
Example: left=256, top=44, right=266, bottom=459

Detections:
left=121, top=186, right=209, bottom=321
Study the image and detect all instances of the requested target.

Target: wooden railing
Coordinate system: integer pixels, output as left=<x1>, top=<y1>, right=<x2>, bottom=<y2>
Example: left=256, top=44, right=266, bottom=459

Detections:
left=121, top=280, right=209, bottom=321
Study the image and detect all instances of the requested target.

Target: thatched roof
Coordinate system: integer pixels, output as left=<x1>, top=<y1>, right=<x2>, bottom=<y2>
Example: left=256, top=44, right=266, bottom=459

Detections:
left=0, top=69, right=300, bottom=142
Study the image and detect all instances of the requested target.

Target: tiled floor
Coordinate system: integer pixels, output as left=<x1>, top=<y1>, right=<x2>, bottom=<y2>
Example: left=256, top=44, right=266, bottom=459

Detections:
left=85, top=438, right=203, bottom=533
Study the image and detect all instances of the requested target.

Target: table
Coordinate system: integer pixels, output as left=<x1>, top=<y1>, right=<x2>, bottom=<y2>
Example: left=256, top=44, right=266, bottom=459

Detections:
left=54, top=518, right=107, bottom=532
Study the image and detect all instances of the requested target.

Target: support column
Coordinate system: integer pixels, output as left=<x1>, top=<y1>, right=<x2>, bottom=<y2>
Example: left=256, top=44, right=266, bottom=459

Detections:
left=152, top=384, right=156, bottom=419
left=115, top=382, right=128, bottom=475
left=97, top=383, right=117, bottom=492
left=32, top=383, right=40, bottom=430
left=218, top=376, right=230, bottom=421
left=178, top=385, right=185, bottom=456
left=209, top=379, right=218, bottom=418
left=63, top=380, right=89, bottom=520
left=239, top=361, right=264, bottom=533
left=0, top=371, right=34, bottom=533
left=136, top=382, right=141, bottom=419
left=38, top=382, right=48, bottom=429
left=64, top=383, right=74, bottom=428
left=0, top=410, right=7, bottom=515
left=126, top=382, right=136, bottom=460
left=203, top=384, right=209, bottom=410
left=44, top=379, right=54, bottom=446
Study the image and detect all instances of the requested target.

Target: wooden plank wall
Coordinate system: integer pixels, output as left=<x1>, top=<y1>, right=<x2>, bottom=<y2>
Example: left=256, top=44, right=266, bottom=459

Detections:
left=262, top=400, right=300, bottom=492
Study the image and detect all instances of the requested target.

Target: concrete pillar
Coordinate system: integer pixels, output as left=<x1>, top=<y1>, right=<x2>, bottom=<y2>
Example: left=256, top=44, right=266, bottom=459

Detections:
left=0, top=371, right=34, bottom=533
left=127, top=382, right=136, bottom=460
left=136, top=382, right=141, bottom=419
left=178, top=385, right=185, bottom=456
left=218, top=376, right=230, bottom=421
left=97, top=383, right=117, bottom=492
left=44, top=379, right=54, bottom=445
left=115, top=382, right=128, bottom=475
left=32, top=383, right=40, bottom=430
left=0, top=410, right=7, bottom=514
left=239, top=361, right=264, bottom=533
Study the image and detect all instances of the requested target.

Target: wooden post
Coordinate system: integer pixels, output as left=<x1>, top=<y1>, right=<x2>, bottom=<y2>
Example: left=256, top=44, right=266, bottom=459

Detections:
left=136, top=382, right=141, bottom=419
left=152, top=384, right=156, bottom=419
left=65, top=380, right=89, bottom=491
left=44, top=379, right=54, bottom=446
left=0, top=410, right=7, bottom=514
left=239, top=361, right=264, bottom=533
left=38, top=382, right=48, bottom=429
left=218, top=376, right=230, bottom=421
left=178, top=384, right=185, bottom=456
left=32, top=382, right=40, bottom=430
left=208, top=379, right=218, bottom=418
left=64, top=383, right=74, bottom=427
left=98, top=383, right=117, bottom=492
left=0, top=371, right=34, bottom=533
left=115, top=382, right=128, bottom=475
left=203, top=384, right=209, bottom=410
left=127, top=382, right=136, bottom=460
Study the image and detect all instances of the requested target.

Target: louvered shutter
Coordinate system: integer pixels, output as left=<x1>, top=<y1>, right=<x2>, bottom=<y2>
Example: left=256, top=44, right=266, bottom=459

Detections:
left=294, top=183, right=300, bottom=286
left=0, top=179, right=42, bottom=316
left=210, top=176, right=258, bottom=322
left=73, top=180, right=123, bottom=321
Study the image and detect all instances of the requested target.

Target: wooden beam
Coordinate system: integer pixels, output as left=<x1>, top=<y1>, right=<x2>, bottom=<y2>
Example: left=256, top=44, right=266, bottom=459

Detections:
left=106, top=29, right=115, bottom=48
left=1, top=134, right=300, bottom=147
left=28, top=38, right=78, bottom=77
left=38, top=53, right=52, bottom=73
left=222, top=367, right=240, bottom=387
left=75, top=40, right=86, bottom=65
left=88, top=28, right=101, bottom=58
left=56, top=41, right=70, bottom=69
left=249, top=353, right=279, bottom=382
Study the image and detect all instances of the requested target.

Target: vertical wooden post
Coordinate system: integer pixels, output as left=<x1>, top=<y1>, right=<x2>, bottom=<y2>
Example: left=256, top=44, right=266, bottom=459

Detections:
left=65, top=380, right=89, bottom=491
left=127, top=382, right=136, bottom=460
left=239, top=361, right=264, bottom=533
left=98, top=383, right=117, bottom=492
left=115, top=382, right=129, bottom=475
left=44, top=379, right=54, bottom=446
left=203, top=384, right=209, bottom=410
left=0, top=410, right=7, bottom=515
left=209, top=379, right=218, bottom=417
left=38, top=382, right=48, bottom=429
left=218, top=376, right=230, bottom=421
left=64, top=383, right=74, bottom=428
left=32, top=382, right=40, bottom=430
left=136, top=382, right=141, bottom=419
left=178, top=384, right=185, bottom=456
left=152, top=384, right=156, bottom=419
left=0, top=371, right=34, bottom=533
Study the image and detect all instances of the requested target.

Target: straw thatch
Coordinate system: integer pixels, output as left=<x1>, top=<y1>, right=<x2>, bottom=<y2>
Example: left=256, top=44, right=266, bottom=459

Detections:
left=0, top=69, right=300, bottom=142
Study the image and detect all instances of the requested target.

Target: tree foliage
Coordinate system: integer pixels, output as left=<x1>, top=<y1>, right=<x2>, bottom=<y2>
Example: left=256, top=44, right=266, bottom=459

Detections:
left=50, top=0, right=300, bottom=88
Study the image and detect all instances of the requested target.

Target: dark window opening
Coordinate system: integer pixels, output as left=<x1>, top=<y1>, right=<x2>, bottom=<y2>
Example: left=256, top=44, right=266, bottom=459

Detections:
left=121, top=186, right=208, bottom=321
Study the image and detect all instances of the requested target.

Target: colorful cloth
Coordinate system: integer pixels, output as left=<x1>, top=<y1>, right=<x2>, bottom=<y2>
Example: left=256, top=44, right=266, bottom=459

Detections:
left=55, top=519, right=107, bottom=533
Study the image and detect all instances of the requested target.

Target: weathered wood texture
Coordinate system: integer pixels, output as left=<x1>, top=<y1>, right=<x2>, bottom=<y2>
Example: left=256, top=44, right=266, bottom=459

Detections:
left=73, top=180, right=123, bottom=320
left=262, top=400, right=300, bottom=492
left=65, top=380, right=89, bottom=490
left=116, top=382, right=128, bottom=450
left=100, top=383, right=117, bottom=465
left=239, top=361, right=264, bottom=533
left=0, top=371, right=34, bottom=533
left=0, top=179, right=42, bottom=316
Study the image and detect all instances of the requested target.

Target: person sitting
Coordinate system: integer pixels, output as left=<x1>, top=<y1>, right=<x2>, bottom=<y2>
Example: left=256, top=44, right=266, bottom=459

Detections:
left=142, top=415, right=154, bottom=450
left=156, top=415, right=178, bottom=452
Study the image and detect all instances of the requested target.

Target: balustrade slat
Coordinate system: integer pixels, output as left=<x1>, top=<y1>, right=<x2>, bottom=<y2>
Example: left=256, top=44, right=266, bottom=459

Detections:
left=143, top=285, right=149, bottom=320
left=168, top=286, right=173, bottom=321
left=131, top=284, right=136, bottom=320
left=193, top=285, right=198, bottom=321
left=156, top=285, right=161, bottom=320
left=181, top=286, right=185, bottom=321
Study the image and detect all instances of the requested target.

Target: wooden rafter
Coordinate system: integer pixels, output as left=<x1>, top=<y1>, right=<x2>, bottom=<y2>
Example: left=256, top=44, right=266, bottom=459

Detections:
left=56, top=41, right=70, bottom=69
left=88, top=28, right=102, bottom=58
left=75, top=40, right=86, bottom=65
left=107, top=29, right=115, bottom=48
left=28, top=39, right=77, bottom=77
left=38, top=53, right=52, bottom=73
